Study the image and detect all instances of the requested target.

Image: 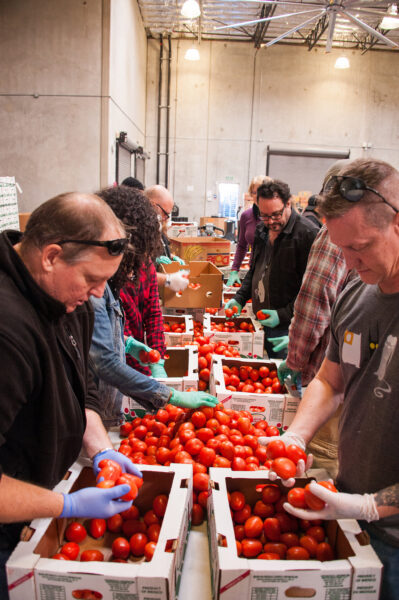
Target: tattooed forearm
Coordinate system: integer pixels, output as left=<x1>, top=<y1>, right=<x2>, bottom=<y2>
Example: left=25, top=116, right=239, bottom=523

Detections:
left=374, top=484, right=399, bottom=510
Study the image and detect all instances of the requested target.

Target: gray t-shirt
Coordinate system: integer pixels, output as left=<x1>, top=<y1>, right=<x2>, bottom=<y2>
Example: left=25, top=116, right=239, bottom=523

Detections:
left=327, top=277, right=399, bottom=546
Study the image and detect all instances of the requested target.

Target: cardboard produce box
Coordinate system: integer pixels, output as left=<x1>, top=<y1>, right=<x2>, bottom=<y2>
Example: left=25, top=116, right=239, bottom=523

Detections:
left=167, top=222, right=198, bottom=237
left=169, top=236, right=230, bottom=267
left=203, top=314, right=263, bottom=357
left=18, top=212, right=31, bottom=232
left=7, top=460, right=193, bottom=600
left=163, top=314, right=194, bottom=346
left=207, top=469, right=382, bottom=600
left=161, top=261, right=223, bottom=309
left=162, top=306, right=206, bottom=323
left=209, top=355, right=299, bottom=430
left=199, top=217, right=227, bottom=233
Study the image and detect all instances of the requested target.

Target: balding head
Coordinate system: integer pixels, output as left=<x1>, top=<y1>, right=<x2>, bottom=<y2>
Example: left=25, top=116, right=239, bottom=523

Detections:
left=21, top=192, right=125, bottom=263
left=145, top=185, right=174, bottom=220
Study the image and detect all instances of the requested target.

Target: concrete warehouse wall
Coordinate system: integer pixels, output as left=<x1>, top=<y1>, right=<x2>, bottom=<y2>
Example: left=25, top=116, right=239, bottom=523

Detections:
left=0, top=0, right=147, bottom=213
left=145, top=39, right=399, bottom=222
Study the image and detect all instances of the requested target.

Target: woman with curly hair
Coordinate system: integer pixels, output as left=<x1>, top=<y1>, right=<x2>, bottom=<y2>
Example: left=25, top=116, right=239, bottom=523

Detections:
left=89, top=185, right=217, bottom=428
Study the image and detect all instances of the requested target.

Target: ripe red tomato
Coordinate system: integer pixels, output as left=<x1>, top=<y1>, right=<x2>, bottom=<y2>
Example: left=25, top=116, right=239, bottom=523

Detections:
left=263, top=542, right=287, bottom=559
left=286, top=546, right=310, bottom=560
left=199, top=368, right=210, bottom=382
left=257, top=552, right=280, bottom=560
left=193, top=472, right=209, bottom=492
left=148, top=349, right=161, bottom=363
left=259, top=366, right=270, bottom=378
left=112, top=536, right=130, bottom=559
left=229, top=491, right=246, bottom=511
left=130, top=532, right=149, bottom=557
left=191, top=410, right=207, bottom=428
left=299, top=535, right=318, bottom=557
left=280, top=532, right=300, bottom=547
left=304, top=480, right=337, bottom=511
left=241, top=538, right=263, bottom=557
left=261, top=484, right=281, bottom=505
left=60, top=542, right=80, bottom=560
left=266, top=440, right=287, bottom=459
left=307, top=526, right=326, bottom=543
left=80, top=549, right=104, bottom=562
left=147, top=523, right=161, bottom=542
left=192, top=503, right=205, bottom=526
left=316, top=541, right=334, bottom=561
left=232, top=456, right=247, bottom=471
left=107, top=514, right=123, bottom=533
left=153, top=494, right=168, bottom=518
left=89, top=518, right=106, bottom=539
left=287, top=487, right=307, bottom=509
left=185, top=437, right=204, bottom=456
left=253, top=500, right=274, bottom=519
left=52, top=553, right=70, bottom=560
left=285, top=444, right=307, bottom=465
left=263, top=518, right=281, bottom=541
left=244, top=515, right=263, bottom=539
left=233, top=504, right=252, bottom=524
left=265, top=425, right=280, bottom=437
left=144, top=541, right=157, bottom=561
left=272, top=457, right=296, bottom=479
left=242, top=384, right=255, bottom=393
left=116, top=474, right=139, bottom=501
left=65, top=522, right=87, bottom=544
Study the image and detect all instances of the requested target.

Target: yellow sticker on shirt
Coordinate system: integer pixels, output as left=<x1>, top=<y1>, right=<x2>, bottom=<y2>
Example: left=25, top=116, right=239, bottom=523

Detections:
left=342, top=329, right=361, bottom=367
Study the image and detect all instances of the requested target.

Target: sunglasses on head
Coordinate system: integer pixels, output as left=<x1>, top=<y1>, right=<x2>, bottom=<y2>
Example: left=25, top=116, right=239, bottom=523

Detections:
left=56, top=238, right=130, bottom=256
left=323, top=175, right=398, bottom=214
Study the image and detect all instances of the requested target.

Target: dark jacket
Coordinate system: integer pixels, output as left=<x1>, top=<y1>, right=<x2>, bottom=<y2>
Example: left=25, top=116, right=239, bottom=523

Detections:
left=0, top=231, right=101, bottom=492
left=235, top=209, right=318, bottom=327
left=302, top=207, right=322, bottom=229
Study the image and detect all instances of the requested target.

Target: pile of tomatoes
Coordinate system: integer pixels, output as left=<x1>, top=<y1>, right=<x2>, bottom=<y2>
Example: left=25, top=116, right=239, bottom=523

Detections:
left=229, top=483, right=335, bottom=561
left=208, top=318, right=255, bottom=334
left=118, top=403, right=289, bottom=526
left=163, top=320, right=186, bottom=333
left=196, top=337, right=241, bottom=390
left=52, top=491, right=169, bottom=563
left=220, top=363, right=283, bottom=395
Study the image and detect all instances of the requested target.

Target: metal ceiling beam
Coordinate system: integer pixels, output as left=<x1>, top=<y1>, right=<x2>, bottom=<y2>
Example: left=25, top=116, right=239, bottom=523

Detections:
left=253, top=3, right=276, bottom=47
left=304, top=12, right=329, bottom=50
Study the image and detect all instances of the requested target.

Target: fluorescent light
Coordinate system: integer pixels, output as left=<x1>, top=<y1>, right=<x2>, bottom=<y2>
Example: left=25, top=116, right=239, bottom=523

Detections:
left=181, top=0, right=201, bottom=19
left=334, top=56, right=350, bottom=69
left=381, top=4, right=399, bottom=29
left=184, top=47, right=200, bottom=61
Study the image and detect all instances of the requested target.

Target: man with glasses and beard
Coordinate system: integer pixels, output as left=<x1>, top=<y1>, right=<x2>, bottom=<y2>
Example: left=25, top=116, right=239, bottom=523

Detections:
left=145, top=185, right=189, bottom=293
left=226, top=180, right=318, bottom=358
left=271, top=158, right=399, bottom=600
left=0, top=193, right=144, bottom=597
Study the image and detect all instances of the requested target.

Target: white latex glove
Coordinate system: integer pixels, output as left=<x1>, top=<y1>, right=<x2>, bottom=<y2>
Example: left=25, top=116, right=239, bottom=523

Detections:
left=258, top=431, right=313, bottom=488
left=165, top=269, right=190, bottom=292
left=284, top=480, right=379, bottom=522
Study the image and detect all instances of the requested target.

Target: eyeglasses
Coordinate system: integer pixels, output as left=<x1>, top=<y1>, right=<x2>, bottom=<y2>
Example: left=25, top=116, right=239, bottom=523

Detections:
left=323, top=175, right=398, bottom=214
left=56, top=238, right=130, bottom=256
left=156, top=203, right=172, bottom=220
left=259, top=207, right=285, bottom=222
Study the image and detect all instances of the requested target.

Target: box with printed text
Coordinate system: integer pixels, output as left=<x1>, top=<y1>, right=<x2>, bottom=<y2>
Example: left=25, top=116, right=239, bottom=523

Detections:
left=203, top=314, right=264, bottom=358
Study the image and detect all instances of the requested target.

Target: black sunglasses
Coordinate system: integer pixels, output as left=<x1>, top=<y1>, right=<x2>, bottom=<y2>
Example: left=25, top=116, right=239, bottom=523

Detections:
left=156, top=203, right=172, bottom=220
left=323, top=175, right=398, bottom=214
left=56, top=238, right=129, bottom=256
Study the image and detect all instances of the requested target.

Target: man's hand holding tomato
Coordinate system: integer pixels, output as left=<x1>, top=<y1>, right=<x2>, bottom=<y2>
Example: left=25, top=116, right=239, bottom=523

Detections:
left=256, top=308, right=280, bottom=328
left=258, top=431, right=313, bottom=487
left=283, top=480, right=379, bottom=522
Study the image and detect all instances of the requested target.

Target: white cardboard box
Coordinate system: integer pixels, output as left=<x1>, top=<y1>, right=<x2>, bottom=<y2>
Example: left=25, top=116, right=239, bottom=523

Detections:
left=7, top=460, right=193, bottom=600
left=167, top=222, right=198, bottom=238
left=210, top=355, right=300, bottom=430
left=163, top=314, right=194, bottom=346
left=207, top=469, right=382, bottom=600
left=203, top=314, right=264, bottom=357
left=155, top=345, right=199, bottom=392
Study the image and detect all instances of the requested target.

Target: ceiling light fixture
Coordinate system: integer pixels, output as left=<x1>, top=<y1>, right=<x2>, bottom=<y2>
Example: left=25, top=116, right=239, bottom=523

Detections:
left=380, top=4, right=399, bottom=29
left=184, top=47, right=200, bottom=60
left=334, top=56, right=350, bottom=69
left=181, top=0, right=201, bottom=19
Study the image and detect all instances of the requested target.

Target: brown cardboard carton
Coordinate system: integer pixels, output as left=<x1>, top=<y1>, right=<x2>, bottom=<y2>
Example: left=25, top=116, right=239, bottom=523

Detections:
left=18, top=213, right=31, bottom=231
left=161, top=261, right=223, bottom=308
left=169, top=237, right=230, bottom=267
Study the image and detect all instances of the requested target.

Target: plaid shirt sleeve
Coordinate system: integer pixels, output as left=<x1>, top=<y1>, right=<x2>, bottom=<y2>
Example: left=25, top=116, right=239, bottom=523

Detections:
left=286, top=226, right=350, bottom=385
left=120, top=261, right=166, bottom=359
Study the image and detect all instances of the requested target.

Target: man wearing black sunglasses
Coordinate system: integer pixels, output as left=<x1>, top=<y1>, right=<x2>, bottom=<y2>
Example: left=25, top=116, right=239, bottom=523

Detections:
left=0, top=192, right=143, bottom=595
left=277, top=158, right=399, bottom=600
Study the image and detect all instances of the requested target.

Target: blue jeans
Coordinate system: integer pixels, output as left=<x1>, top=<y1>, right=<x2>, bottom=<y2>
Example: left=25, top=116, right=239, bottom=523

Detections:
left=363, top=525, right=399, bottom=600
left=263, top=325, right=288, bottom=359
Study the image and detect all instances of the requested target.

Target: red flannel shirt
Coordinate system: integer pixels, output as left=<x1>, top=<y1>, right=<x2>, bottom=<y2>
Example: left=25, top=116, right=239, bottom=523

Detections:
left=286, top=226, right=354, bottom=385
left=120, top=261, right=166, bottom=376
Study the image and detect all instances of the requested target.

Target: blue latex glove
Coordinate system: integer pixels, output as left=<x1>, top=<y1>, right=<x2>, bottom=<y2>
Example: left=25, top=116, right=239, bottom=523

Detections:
left=267, top=335, right=289, bottom=353
left=156, top=255, right=172, bottom=265
left=225, top=299, right=242, bottom=317
left=172, top=255, right=186, bottom=265
left=60, top=484, right=133, bottom=519
left=92, top=449, right=143, bottom=479
left=277, top=360, right=300, bottom=385
left=125, top=336, right=151, bottom=366
left=257, top=308, right=280, bottom=328
left=170, top=389, right=218, bottom=409
left=150, top=359, right=168, bottom=378
left=226, top=271, right=241, bottom=286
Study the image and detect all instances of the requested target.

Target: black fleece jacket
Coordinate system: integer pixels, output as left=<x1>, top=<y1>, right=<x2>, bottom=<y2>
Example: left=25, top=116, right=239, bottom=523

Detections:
left=0, top=231, right=101, bottom=492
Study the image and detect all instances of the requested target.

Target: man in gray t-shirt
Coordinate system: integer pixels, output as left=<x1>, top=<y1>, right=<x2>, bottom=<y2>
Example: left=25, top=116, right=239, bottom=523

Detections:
left=261, top=158, right=399, bottom=600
